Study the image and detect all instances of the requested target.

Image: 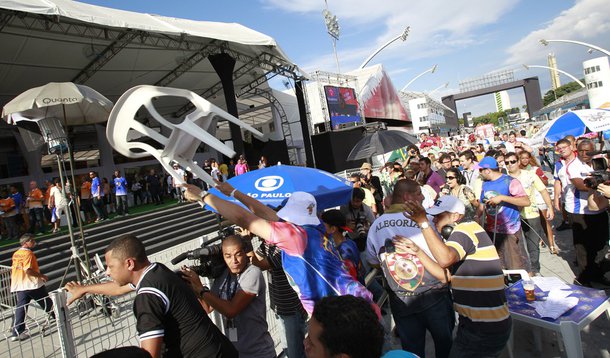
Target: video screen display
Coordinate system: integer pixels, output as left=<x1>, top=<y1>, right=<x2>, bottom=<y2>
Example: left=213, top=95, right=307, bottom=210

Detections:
left=324, top=86, right=361, bottom=129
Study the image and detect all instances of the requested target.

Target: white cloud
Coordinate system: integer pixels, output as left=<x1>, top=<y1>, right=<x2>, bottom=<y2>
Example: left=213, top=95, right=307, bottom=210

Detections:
left=263, top=0, right=517, bottom=72
left=505, top=0, right=610, bottom=67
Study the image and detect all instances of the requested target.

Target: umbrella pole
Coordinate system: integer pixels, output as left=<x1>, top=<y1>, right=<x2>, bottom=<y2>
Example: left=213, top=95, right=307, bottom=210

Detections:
left=55, top=144, right=83, bottom=283
left=62, top=104, right=91, bottom=276
left=66, top=140, right=91, bottom=274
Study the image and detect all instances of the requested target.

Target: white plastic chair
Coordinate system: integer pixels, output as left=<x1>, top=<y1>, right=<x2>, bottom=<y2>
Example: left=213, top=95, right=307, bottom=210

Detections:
left=106, top=85, right=265, bottom=188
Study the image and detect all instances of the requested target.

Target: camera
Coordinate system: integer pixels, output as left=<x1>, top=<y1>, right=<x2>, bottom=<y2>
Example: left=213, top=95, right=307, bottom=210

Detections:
left=353, top=215, right=368, bottom=251
left=171, top=226, right=241, bottom=279
left=583, top=170, right=610, bottom=190
left=172, top=242, right=226, bottom=279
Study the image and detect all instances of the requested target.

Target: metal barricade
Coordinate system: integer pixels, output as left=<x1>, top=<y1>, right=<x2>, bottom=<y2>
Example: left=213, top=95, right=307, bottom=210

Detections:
left=0, top=234, right=291, bottom=357
left=0, top=289, right=61, bottom=358
left=0, top=264, right=17, bottom=309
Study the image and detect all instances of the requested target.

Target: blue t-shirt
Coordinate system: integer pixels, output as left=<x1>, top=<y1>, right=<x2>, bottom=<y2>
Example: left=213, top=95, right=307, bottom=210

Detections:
left=91, top=177, right=103, bottom=196
left=480, top=174, right=525, bottom=234
left=10, top=192, right=24, bottom=210
left=113, top=177, right=128, bottom=196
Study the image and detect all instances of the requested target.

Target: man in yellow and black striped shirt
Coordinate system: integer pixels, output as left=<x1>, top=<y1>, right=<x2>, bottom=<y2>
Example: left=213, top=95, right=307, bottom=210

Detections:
left=399, top=195, right=511, bottom=358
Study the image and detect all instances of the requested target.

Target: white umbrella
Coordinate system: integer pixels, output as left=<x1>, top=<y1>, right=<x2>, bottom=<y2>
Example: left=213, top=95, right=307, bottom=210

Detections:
left=2, top=82, right=113, bottom=125
left=1, top=82, right=112, bottom=277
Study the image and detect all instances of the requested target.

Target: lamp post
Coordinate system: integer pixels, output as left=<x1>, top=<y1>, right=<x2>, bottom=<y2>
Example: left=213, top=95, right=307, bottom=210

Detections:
left=522, top=64, right=585, bottom=88
left=358, top=26, right=410, bottom=69
left=323, top=8, right=341, bottom=73
left=427, top=82, right=449, bottom=97
left=401, top=64, right=438, bottom=92
left=540, top=39, right=610, bottom=57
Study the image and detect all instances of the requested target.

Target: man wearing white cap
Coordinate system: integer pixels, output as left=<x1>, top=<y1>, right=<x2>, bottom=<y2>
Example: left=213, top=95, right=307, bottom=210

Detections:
left=398, top=195, right=511, bottom=358
left=183, top=181, right=374, bottom=316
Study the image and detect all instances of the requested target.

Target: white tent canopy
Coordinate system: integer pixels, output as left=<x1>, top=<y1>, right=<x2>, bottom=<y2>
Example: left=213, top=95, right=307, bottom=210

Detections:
left=0, top=0, right=305, bottom=139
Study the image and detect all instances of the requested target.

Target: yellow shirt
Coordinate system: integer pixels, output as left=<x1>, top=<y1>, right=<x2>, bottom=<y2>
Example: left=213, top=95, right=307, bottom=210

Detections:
left=11, top=248, right=43, bottom=292
left=512, top=169, right=546, bottom=219
left=219, top=163, right=229, bottom=176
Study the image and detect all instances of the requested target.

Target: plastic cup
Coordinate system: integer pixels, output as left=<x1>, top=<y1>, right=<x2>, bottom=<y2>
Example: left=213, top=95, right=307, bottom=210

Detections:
left=523, top=280, right=535, bottom=302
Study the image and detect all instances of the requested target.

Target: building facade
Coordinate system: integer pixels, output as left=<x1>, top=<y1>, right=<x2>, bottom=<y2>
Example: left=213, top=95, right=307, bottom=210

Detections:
left=583, top=56, right=610, bottom=109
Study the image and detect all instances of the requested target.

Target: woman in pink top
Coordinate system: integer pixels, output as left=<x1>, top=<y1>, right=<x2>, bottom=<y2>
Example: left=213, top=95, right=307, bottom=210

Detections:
left=234, top=158, right=249, bottom=176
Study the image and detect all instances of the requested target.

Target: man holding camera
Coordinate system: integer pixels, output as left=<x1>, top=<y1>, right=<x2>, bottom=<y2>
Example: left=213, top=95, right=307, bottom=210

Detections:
left=181, top=235, right=276, bottom=358
left=340, top=188, right=376, bottom=252
left=565, top=139, right=610, bottom=286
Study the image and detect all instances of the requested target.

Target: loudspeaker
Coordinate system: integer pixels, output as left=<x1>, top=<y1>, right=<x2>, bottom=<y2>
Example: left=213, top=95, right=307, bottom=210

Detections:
left=311, top=126, right=366, bottom=173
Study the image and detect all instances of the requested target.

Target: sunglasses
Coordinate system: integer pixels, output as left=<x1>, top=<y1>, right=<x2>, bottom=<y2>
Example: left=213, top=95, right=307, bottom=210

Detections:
left=506, top=160, right=518, bottom=164
left=446, top=176, right=456, bottom=180
left=452, top=165, right=460, bottom=168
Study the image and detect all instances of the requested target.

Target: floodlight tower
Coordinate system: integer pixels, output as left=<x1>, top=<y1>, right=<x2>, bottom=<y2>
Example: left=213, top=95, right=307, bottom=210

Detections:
left=323, top=7, right=341, bottom=73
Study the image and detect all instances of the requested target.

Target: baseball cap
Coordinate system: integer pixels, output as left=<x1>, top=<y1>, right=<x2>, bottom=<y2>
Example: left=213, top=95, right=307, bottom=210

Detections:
left=426, top=195, right=465, bottom=215
left=479, top=156, right=499, bottom=170
left=276, top=191, right=321, bottom=226
left=320, top=209, right=352, bottom=232
left=360, top=162, right=372, bottom=170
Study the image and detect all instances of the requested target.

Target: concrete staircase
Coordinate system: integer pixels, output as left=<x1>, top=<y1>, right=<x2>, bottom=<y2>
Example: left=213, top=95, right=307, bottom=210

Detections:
left=0, top=203, right=222, bottom=290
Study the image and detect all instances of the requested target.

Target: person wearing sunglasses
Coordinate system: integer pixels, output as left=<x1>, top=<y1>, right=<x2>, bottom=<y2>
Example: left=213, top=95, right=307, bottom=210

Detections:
left=476, top=156, right=531, bottom=272
left=506, top=152, right=554, bottom=276
left=439, top=168, right=478, bottom=222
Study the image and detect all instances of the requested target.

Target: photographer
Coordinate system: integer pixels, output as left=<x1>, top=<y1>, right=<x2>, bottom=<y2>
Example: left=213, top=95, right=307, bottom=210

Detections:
left=181, top=235, right=276, bottom=358
left=340, top=188, right=376, bottom=252
left=566, top=140, right=610, bottom=286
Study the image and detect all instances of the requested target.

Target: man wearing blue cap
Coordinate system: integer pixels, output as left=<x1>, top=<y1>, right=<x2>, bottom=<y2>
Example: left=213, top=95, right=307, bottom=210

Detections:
left=476, top=156, right=531, bottom=271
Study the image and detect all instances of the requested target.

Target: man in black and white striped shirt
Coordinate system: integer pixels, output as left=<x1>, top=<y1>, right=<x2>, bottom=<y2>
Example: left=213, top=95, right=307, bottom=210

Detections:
left=253, top=242, right=306, bottom=358
left=70, top=234, right=238, bottom=358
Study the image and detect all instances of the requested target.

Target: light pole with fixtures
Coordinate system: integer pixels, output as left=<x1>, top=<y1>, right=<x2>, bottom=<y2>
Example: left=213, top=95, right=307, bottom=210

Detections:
left=522, top=64, right=585, bottom=87
left=540, top=39, right=610, bottom=57
left=401, top=64, right=438, bottom=91
left=427, top=82, right=449, bottom=97
left=358, top=26, right=410, bottom=69
left=323, top=8, right=341, bottom=73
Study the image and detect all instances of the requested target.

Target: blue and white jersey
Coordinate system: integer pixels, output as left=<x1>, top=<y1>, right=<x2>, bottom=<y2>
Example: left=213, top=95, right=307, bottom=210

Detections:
left=564, top=157, right=602, bottom=215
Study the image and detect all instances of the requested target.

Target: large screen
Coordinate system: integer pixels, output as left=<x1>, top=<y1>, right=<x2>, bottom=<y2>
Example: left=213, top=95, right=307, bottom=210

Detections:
left=324, top=86, right=361, bottom=129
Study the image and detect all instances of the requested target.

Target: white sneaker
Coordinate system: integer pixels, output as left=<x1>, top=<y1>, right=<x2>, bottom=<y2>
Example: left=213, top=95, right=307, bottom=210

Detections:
left=10, top=332, right=29, bottom=341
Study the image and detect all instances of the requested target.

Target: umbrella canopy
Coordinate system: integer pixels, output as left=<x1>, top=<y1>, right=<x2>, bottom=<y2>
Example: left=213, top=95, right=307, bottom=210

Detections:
left=347, top=130, right=418, bottom=161
left=2, top=82, right=113, bottom=126
left=528, top=120, right=556, bottom=148
left=544, top=109, right=610, bottom=143
left=206, top=165, right=353, bottom=211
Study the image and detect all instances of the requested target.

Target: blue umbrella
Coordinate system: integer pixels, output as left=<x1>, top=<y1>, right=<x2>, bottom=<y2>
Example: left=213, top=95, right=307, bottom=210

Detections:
left=544, top=109, right=610, bottom=143
left=206, top=165, right=353, bottom=211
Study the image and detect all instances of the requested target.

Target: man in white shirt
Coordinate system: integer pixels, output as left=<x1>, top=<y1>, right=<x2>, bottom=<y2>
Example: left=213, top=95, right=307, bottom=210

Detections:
left=49, top=179, right=68, bottom=233
left=565, top=140, right=610, bottom=286
left=366, top=179, right=453, bottom=358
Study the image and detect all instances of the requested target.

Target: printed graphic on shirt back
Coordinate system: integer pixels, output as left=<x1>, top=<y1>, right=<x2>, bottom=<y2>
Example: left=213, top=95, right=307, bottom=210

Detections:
left=383, top=250, right=424, bottom=292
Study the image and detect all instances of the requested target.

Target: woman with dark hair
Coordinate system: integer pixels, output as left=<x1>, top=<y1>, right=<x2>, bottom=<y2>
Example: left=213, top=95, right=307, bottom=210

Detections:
left=404, top=145, right=421, bottom=167
left=439, top=168, right=478, bottom=221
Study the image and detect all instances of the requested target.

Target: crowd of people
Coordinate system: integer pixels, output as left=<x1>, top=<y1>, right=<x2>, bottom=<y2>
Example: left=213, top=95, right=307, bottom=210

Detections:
left=8, top=126, right=610, bottom=357
left=0, top=153, right=265, bottom=240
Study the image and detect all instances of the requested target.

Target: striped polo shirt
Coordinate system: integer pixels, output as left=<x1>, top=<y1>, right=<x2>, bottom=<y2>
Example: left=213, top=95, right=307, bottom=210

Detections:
left=445, top=221, right=511, bottom=333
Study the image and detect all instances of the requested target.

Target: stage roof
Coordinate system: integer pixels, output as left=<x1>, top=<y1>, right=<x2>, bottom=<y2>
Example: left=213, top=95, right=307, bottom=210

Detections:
left=0, top=0, right=305, bottom=137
